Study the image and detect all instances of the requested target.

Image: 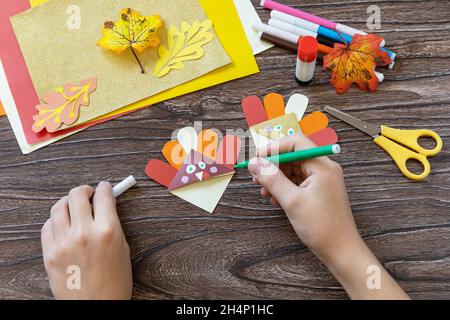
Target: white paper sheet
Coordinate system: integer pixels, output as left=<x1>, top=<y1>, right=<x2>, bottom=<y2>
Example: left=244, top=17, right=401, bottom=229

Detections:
left=233, top=0, right=273, bottom=54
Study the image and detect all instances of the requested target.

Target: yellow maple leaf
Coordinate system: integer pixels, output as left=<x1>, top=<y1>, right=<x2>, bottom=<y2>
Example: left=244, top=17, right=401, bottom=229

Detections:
left=153, top=20, right=213, bottom=78
left=98, top=8, right=163, bottom=73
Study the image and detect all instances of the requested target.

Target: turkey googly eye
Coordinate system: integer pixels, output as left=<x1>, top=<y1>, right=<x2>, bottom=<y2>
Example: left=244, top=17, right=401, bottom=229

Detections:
left=274, top=125, right=283, bottom=132
left=198, top=162, right=206, bottom=170
left=186, top=165, right=196, bottom=174
left=288, top=128, right=296, bottom=136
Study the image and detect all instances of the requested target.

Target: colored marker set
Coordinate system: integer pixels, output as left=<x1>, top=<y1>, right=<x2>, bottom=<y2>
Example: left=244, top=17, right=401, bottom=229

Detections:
left=262, top=0, right=366, bottom=37
left=253, top=0, right=396, bottom=88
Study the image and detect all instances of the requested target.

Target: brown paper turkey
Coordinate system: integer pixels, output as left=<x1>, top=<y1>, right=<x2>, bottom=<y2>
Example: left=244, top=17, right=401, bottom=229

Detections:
left=145, top=127, right=241, bottom=213
left=242, top=93, right=339, bottom=149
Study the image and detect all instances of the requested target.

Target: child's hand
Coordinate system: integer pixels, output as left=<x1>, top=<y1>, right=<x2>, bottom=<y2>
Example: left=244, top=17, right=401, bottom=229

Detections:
left=249, top=133, right=359, bottom=259
left=249, top=134, right=409, bottom=300
left=41, top=182, right=132, bottom=300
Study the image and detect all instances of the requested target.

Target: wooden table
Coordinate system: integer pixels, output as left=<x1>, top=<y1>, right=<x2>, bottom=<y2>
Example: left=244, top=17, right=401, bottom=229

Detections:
left=0, top=0, right=449, bottom=299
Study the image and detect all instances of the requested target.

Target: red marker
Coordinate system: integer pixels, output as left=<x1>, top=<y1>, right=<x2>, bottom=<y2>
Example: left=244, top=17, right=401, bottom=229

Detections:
left=295, top=36, right=318, bottom=86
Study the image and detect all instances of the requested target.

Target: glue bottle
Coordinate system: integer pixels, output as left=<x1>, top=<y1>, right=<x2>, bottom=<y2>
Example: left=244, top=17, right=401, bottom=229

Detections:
left=295, top=36, right=318, bottom=86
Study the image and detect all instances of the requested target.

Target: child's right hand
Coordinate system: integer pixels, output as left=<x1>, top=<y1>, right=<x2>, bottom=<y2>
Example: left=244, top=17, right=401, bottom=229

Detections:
left=249, top=133, right=360, bottom=260
left=248, top=133, right=409, bottom=300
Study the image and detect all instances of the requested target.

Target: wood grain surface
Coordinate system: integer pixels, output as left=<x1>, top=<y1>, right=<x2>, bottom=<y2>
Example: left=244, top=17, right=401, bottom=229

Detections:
left=1, top=0, right=449, bottom=300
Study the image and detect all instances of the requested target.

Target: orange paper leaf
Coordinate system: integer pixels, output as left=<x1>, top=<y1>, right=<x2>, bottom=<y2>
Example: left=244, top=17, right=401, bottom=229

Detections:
left=299, top=111, right=329, bottom=136
left=198, top=129, right=218, bottom=160
left=323, top=34, right=391, bottom=94
left=162, top=140, right=186, bottom=170
left=32, top=78, right=97, bottom=133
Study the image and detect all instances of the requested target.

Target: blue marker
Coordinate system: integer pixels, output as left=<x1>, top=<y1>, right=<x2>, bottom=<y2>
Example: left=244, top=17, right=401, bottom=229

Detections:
left=317, top=25, right=353, bottom=45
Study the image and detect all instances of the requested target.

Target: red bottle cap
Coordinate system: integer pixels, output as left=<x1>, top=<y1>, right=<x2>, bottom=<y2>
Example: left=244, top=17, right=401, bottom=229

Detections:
left=298, top=36, right=318, bottom=63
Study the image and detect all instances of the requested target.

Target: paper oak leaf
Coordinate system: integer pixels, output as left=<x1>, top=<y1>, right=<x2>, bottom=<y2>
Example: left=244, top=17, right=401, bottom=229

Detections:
left=32, top=78, right=97, bottom=133
left=153, top=20, right=214, bottom=78
left=98, top=8, right=163, bottom=74
left=323, top=34, right=391, bottom=94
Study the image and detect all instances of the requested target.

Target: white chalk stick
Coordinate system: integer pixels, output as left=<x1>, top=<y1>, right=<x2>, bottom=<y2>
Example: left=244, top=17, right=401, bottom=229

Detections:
left=112, top=175, right=137, bottom=198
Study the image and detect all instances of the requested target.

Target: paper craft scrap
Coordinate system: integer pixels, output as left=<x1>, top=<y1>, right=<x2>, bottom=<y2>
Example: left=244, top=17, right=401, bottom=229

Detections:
left=216, top=135, right=241, bottom=169
left=323, top=34, right=391, bottom=94
left=0, top=102, right=5, bottom=117
left=242, top=96, right=268, bottom=127
left=98, top=8, right=163, bottom=74
left=154, top=20, right=214, bottom=77
left=285, top=94, right=309, bottom=120
left=263, top=93, right=285, bottom=119
left=146, top=159, right=178, bottom=187
left=162, top=140, right=186, bottom=169
left=11, top=0, right=230, bottom=133
left=299, top=111, right=329, bottom=136
left=32, top=78, right=97, bottom=133
left=242, top=93, right=338, bottom=149
left=308, top=127, right=339, bottom=147
left=145, top=128, right=241, bottom=213
left=198, top=129, right=218, bottom=160
left=177, top=126, right=199, bottom=153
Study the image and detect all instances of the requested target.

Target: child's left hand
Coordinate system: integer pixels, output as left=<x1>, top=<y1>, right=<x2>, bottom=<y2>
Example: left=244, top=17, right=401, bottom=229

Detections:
left=41, top=182, right=133, bottom=300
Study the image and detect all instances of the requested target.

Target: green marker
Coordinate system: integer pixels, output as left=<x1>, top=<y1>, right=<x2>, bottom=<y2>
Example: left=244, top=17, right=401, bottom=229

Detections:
left=234, top=144, right=341, bottom=169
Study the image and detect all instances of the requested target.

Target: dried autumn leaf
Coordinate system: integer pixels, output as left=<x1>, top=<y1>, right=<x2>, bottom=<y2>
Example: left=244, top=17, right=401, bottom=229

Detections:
left=32, top=78, right=97, bottom=133
left=153, top=20, right=214, bottom=78
left=323, top=34, right=391, bottom=94
left=98, top=8, right=163, bottom=73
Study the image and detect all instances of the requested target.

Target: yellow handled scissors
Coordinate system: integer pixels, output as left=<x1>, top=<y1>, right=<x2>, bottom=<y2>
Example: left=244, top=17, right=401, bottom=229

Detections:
left=324, top=106, right=443, bottom=181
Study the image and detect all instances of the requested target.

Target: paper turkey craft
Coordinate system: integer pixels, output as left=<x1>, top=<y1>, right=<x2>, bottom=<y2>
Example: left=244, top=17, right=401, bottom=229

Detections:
left=242, top=93, right=339, bottom=149
left=145, top=127, right=241, bottom=213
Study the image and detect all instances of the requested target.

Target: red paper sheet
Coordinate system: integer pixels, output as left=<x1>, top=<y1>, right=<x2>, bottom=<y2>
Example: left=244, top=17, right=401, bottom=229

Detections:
left=0, top=0, right=134, bottom=144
